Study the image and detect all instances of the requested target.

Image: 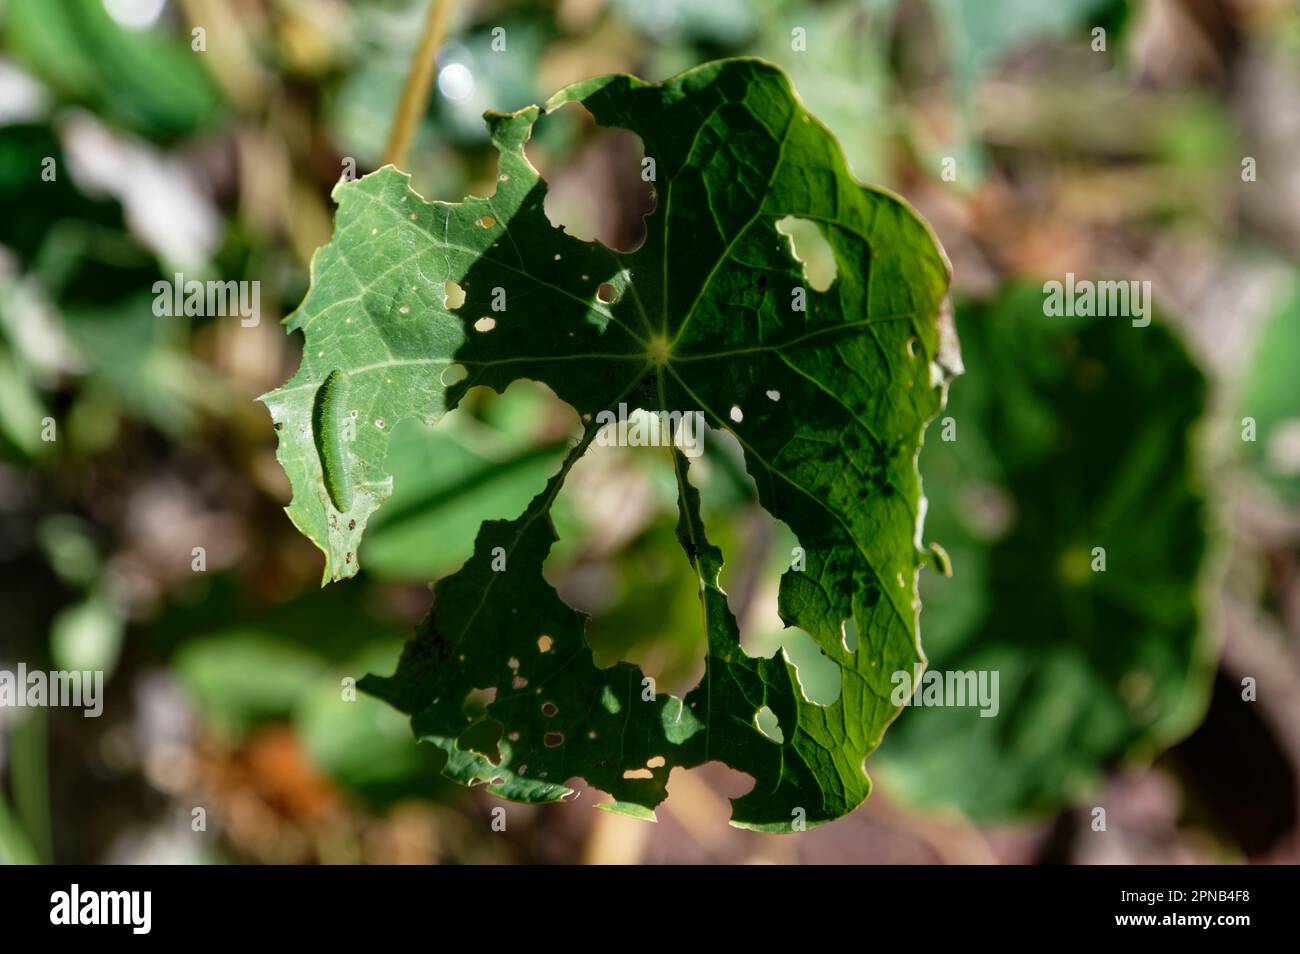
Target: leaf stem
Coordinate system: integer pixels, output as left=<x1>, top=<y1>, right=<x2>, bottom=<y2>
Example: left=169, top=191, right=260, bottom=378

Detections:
left=382, top=0, right=458, bottom=170
left=9, top=709, right=52, bottom=863
left=0, top=783, right=38, bottom=864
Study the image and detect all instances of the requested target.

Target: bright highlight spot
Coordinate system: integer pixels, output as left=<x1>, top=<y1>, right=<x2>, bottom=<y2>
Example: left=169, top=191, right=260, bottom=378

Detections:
left=438, top=64, right=475, bottom=102
left=103, top=0, right=166, bottom=29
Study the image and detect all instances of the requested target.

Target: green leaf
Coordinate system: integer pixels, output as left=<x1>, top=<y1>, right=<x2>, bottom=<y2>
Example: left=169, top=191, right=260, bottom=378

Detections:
left=295, top=641, right=451, bottom=808
left=1239, top=278, right=1300, bottom=500
left=0, top=331, right=48, bottom=460
left=4, top=0, right=222, bottom=142
left=0, top=790, right=39, bottom=866
left=877, top=286, right=1212, bottom=819
left=0, top=125, right=128, bottom=266
left=263, top=58, right=953, bottom=828
left=60, top=291, right=215, bottom=438
left=165, top=582, right=408, bottom=739
left=49, top=591, right=125, bottom=679
left=174, top=631, right=327, bottom=739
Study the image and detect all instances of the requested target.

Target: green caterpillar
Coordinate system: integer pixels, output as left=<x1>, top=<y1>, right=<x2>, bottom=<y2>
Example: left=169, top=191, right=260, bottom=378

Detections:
left=312, top=369, right=354, bottom=512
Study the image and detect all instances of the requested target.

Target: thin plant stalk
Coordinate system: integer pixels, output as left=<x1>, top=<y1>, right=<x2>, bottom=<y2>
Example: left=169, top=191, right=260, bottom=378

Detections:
left=382, top=0, right=458, bottom=170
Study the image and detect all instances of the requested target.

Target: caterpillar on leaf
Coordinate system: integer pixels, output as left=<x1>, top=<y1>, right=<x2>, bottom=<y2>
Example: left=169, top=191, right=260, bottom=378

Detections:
left=312, top=369, right=354, bottom=512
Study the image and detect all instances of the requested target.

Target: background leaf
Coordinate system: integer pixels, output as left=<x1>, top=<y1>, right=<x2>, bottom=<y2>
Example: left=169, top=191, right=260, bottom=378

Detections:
left=876, top=285, right=1212, bottom=819
left=4, top=0, right=222, bottom=143
left=1239, top=278, right=1300, bottom=501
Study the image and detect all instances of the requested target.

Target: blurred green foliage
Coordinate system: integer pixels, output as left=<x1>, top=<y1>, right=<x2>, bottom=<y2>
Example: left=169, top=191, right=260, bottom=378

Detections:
left=1240, top=279, right=1300, bottom=502
left=5, top=0, right=222, bottom=141
left=0, top=0, right=1294, bottom=861
left=879, top=286, right=1211, bottom=818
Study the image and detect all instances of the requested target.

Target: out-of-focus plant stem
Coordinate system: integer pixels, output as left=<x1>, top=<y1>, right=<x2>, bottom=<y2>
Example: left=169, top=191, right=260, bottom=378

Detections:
left=9, top=710, right=52, bottom=863
left=0, top=787, right=38, bottom=864
left=383, top=0, right=458, bottom=170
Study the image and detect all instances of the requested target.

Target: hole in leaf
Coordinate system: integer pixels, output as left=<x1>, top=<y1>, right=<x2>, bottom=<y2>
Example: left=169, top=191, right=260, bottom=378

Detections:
left=596, top=282, right=619, bottom=304
left=545, top=439, right=707, bottom=697
left=443, top=279, right=466, bottom=310
left=658, top=762, right=759, bottom=828
left=361, top=380, right=580, bottom=586
left=462, top=686, right=497, bottom=715
left=729, top=405, right=743, bottom=423
left=766, top=390, right=780, bottom=402
left=698, top=429, right=842, bottom=705
left=783, top=633, right=842, bottom=706
left=841, top=617, right=859, bottom=653
left=775, top=215, right=837, bottom=292
left=457, top=718, right=503, bottom=764
left=474, top=316, right=496, bottom=332
left=526, top=102, right=656, bottom=252
left=754, top=706, right=784, bottom=744
left=623, top=768, right=654, bottom=779
left=646, top=755, right=666, bottom=768
left=537, top=634, right=554, bottom=652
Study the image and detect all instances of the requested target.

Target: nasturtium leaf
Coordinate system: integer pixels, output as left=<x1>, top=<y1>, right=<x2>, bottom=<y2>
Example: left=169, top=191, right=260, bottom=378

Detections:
left=877, top=286, right=1211, bottom=819
left=263, top=58, right=955, bottom=829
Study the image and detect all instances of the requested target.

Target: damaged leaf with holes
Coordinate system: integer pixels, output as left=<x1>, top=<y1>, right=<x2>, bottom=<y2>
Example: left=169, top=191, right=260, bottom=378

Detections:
left=261, top=58, right=955, bottom=830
